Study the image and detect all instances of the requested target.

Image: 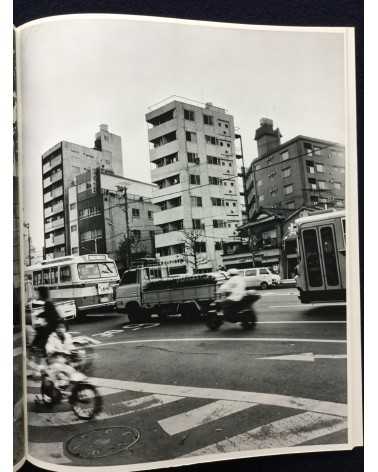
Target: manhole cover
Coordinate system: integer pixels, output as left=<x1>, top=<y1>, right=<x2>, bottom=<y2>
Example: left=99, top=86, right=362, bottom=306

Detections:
left=66, top=426, right=140, bottom=459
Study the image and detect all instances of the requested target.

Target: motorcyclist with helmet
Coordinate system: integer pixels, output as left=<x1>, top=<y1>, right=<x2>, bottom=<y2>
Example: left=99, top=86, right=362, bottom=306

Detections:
left=218, top=268, right=248, bottom=319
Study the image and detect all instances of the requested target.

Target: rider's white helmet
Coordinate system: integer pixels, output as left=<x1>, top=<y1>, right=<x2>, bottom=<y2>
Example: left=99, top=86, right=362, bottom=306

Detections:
left=227, top=268, right=239, bottom=277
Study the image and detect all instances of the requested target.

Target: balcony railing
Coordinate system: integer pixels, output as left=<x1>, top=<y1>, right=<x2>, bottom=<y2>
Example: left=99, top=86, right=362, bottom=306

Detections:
left=45, top=202, right=64, bottom=217
left=43, top=170, right=62, bottom=189
left=43, top=187, right=63, bottom=204
left=42, top=155, right=62, bottom=174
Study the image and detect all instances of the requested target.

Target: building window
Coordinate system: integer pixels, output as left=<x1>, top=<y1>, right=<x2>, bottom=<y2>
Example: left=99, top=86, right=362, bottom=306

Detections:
left=215, top=241, right=222, bottom=250
left=316, top=163, right=324, bottom=173
left=318, top=180, right=326, bottom=190
left=257, top=180, right=263, bottom=187
left=209, top=176, right=222, bottom=185
left=255, top=164, right=261, bottom=171
left=281, top=150, right=289, bottom=161
left=259, top=194, right=265, bottom=202
left=313, top=146, right=321, bottom=156
left=213, top=219, right=226, bottom=228
left=70, top=225, right=77, bottom=232
left=79, top=206, right=101, bottom=219
left=69, top=203, right=76, bottom=210
left=194, top=242, right=207, bottom=253
left=72, top=247, right=79, bottom=255
left=184, top=109, right=195, bottom=121
left=282, top=167, right=291, bottom=178
left=333, top=181, right=341, bottom=190
left=306, top=160, right=315, bottom=174
left=190, top=174, right=200, bottom=185
left=308, top=178, right=317, bottom=190
left=207, top=155, right=220, bottom=165
left=262, top=229, right=277, bottom=247
left=187, top=152, right=199, bottom=164
left=152, top=131, right=176, bottom=148
left=311, top=196, right=319, bottom=205
left=148, top=210, right=153, bottom=219
left=335, top=199, right=344, bottom=207
left=211, top=198, right=224, bottom=206
left=192, top=219, right=204, bottom=230
left=304, top=142, right=313, bottom=155
left=284, top=184, right=293, bottom=195
left=186, top=131, right=197, bottom=142
left=205, top=135, right=218, bottom=145
left=203, top=114, right=213, bottom=125
left=287, top=201, right=295, bottom=210
left=132, top=208, right=140, bottom=218
left=191, top=196, right=202, bottom=207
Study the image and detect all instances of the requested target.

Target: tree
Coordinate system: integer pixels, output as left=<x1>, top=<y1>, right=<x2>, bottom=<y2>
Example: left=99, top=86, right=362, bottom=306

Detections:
left=115, top=234, right=147, bottom=272
left=181, top=229, right=205, bottom=274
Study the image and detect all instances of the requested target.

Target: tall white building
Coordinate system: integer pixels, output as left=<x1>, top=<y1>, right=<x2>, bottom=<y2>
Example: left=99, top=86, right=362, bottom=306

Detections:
left=145, top=99, right=242, bottom=274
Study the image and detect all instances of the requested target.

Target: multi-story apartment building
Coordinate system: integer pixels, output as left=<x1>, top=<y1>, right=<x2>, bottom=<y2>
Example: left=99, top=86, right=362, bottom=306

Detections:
left=245, top=118, right=345, bottom=219
left=42, top=125, right=123, bottom=259
left=145, top=99, right=243, bottom=274
left=68, top=168, right=160, bottom=268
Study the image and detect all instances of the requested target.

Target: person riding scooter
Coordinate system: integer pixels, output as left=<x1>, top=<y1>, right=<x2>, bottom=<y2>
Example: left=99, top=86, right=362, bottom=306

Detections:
left=218, top=268, right=248, bottom=319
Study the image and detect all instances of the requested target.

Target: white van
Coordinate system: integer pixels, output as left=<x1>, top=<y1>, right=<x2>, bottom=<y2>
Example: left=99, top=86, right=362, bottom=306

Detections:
left=238, top=267, right=280, bottom=289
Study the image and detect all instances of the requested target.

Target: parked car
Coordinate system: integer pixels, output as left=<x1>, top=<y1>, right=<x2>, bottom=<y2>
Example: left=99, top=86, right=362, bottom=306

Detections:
left=237, top=267, right=280, bottom=290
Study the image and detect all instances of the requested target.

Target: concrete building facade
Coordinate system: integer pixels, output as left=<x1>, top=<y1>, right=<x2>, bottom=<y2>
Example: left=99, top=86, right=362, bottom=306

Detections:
left=245, top=118, right=345, bottom=219
left=145, top=99, right=243, bottom=274
left=42, top=125, right=123, bottom=259
left=68, top=168, right=160, bottom=268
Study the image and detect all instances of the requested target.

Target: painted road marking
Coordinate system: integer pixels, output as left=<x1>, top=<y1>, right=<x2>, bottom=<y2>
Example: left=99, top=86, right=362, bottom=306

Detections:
left=258, top=352, right=347, bottom=362
left=28, top=393, right=183, bottom=427
left=28, top=441, right=71, bottom=464
left=159, top=400, right=257, bottom=435
left=94, top=337, right=346, bottom=350
left=260, top=292, right=298, bottom=296
left=269, top=303, right=345, bottom=309
left=182, top=411, right=347, bottom=457
left=254, top=321, right=345, bottom=324
left=13, top=346, right=23, bottom=357
left=89, top=377, right=347, bottom=417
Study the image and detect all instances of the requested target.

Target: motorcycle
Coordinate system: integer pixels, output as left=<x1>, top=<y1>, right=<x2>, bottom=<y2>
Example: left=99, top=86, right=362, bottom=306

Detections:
left=206, top=291, right=260, bottom=331
left=39, top=352, right=103, bottom=420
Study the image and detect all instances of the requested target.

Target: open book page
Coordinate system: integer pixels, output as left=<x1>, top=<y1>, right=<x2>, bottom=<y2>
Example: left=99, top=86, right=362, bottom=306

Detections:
left=18, top=14, right=362, bottom=471
left=13, top=29, right=26, bottom=471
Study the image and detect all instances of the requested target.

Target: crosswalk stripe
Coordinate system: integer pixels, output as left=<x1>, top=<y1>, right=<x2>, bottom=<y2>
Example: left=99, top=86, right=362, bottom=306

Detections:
left=90, top=377, right=347, bottom=417
left=159, top=400, right=257, bottom=435
left=182, top=411, right=347, bottom=457
left=28, top=441, right=71, bottom=464
left=28, top=393, right=182, bottom=427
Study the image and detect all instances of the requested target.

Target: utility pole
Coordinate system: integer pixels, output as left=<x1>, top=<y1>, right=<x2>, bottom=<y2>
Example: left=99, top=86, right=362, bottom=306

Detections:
left=24, top=222, right=31, bottom=266
left=117, top=185, right=131, bottom=269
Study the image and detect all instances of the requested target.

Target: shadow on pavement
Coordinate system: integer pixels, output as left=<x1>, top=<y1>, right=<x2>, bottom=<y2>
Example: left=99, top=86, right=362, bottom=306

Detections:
left=303, top=304, right=346, bottom=319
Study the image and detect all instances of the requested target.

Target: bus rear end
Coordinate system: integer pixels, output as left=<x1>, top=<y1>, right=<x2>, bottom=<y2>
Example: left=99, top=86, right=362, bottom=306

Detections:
left=296, top=210, right=346, bottom=304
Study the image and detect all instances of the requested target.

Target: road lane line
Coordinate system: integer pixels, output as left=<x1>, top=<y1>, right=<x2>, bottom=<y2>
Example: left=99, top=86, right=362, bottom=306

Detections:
left=28, top=441, right=71, bottom=464
left=89, top=377, right=347, bottom=417
left=269, top=304, right=345, bottom=308
left=182, top=411, right=347, bottom=457
left=94, top=337, right=346, bottom=349
left=28, top=393, right=182, bottom=427
left=159, top=400, right=257, bottom=435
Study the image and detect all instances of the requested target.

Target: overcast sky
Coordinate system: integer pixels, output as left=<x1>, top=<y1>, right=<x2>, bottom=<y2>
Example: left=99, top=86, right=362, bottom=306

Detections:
left=19, top=16, right=346, bottom=252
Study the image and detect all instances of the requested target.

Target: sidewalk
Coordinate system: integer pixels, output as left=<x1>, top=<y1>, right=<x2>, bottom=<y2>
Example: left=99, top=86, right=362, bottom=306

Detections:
left=277, top=279, right=297, bottom=289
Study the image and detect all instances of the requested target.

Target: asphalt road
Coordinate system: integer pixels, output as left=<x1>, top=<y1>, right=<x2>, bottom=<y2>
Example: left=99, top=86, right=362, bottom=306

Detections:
left=27, top=288, right=348, bottom=468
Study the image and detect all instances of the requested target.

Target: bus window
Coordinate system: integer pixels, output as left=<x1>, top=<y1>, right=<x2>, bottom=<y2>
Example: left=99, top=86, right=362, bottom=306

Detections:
left=51, top=267, right=58, bottom=284
left=149, top=268, right=162, bottom=280
left=98, top=262, right=118, bottom=277
left=78, top=263, right=100, bottom=280
left=302, top=229, right=323, bottom=287
left=120, top=270, right=137, bottom=285
left=60, top=266, right=72, bottom=283
left=43, top=269, right=50, bottom=285
left=33, top=271, right=42, bottom=286
left=320, top=227, right=339, bottom=286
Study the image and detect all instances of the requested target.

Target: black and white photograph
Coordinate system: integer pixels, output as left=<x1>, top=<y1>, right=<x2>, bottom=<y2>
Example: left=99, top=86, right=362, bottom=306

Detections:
left=14, top=14, right=362, bottom=471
